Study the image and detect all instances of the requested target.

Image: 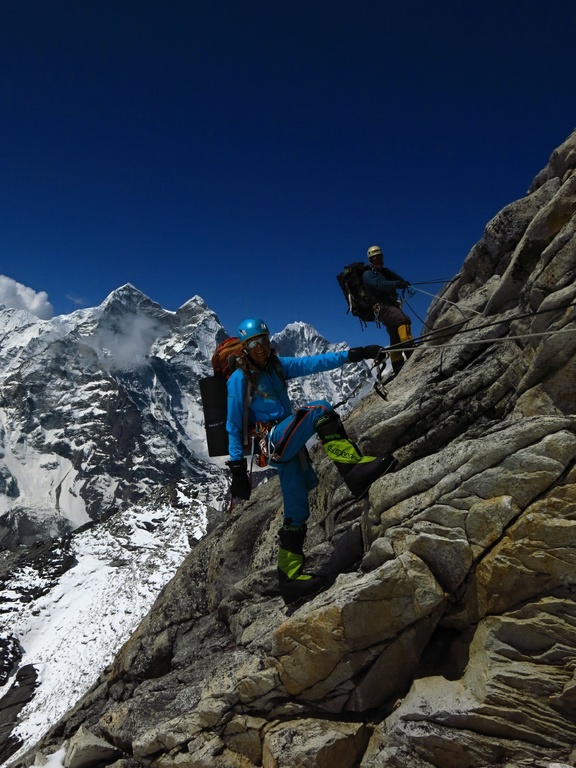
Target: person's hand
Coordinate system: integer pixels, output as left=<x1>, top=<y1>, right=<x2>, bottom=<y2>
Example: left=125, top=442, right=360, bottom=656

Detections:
left=348, top=345, right=384, bottom=362
left=227, top=458, right=251, bottom=500
left=396, top=280, right=410, bottom=289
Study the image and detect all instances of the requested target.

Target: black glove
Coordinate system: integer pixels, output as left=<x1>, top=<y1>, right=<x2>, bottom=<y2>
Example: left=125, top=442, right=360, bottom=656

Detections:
left=396, top=280, right=410, bottom=289
left=227, top=458, right=251, bottom=500
left=348, top=345, right=383, bottom=362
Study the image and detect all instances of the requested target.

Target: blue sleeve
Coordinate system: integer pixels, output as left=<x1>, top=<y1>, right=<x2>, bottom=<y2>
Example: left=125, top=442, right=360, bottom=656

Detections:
left=226, top=370, right=247, bottom=461
left=277, top=350, right=349, bottom=379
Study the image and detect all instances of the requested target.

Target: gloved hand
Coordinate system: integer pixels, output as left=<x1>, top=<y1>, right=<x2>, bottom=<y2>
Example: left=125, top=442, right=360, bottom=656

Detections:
left=348, top=345, right=384, bottom=362
left=395, top=280, right=411, bottom=289
left=227, top=458, right=251, bottom=500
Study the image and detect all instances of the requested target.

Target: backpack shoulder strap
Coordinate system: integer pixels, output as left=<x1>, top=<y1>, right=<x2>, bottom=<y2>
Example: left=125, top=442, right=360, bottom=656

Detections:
left=242, top=381, right=253, bottom=448
left=239, top=356, right=286, bottom=448
left=269, top=354, right=286, bottom=388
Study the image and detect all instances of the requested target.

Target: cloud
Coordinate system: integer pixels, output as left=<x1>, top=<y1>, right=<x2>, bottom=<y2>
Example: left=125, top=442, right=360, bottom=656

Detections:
left=66, top=293, right=86, bottom=307
left=0, top=275, right=54, bottom=320
left=95, top=314, right=164, bottom=371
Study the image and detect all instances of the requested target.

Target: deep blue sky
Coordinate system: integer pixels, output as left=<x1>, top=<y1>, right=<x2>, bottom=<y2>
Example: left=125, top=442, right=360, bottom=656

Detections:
left=1, top=1, right=575, bottom=347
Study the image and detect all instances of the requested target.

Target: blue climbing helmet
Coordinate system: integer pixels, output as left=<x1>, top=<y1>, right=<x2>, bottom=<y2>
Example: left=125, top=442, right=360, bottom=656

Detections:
left=237, top=318, right=270, bottom=343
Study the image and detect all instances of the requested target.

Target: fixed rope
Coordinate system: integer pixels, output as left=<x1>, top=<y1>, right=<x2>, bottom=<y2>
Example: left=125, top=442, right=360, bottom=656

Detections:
left=412, top=286, right=483, bottom=318
left=333, top=296, right=576, bottom=411
left=335, top=299, right=576, bottom=409
left=364, top=298, right=576, bottom=395
left=379, top=327, right=576, bottom=356
left=409, top=277, right=459, bottom=286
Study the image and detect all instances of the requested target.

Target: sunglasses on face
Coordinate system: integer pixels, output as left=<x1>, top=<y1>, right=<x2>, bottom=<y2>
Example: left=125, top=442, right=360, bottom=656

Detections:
left=245, top=335, right=269, bottom=350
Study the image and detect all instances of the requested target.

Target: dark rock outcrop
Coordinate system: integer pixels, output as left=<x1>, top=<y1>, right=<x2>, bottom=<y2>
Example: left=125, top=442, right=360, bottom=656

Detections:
left=0, top=665, right=38, bottom=764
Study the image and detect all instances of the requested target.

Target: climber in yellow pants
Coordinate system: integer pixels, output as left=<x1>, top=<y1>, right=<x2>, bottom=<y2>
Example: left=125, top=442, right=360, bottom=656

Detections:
left=363, top=245, right=415, bottom=374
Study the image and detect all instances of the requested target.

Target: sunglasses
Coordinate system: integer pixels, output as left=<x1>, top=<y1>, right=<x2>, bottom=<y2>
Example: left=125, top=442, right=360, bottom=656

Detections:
left=245, top=335, right=270, bottom=350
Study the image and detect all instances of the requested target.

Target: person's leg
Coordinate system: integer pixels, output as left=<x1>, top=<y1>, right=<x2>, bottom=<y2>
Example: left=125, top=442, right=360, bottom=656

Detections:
left=271, top=402, right=335, bottom=605
left=271, top=400, right=396, bottom=603
left=276, top=450, right=316, bottom=527
left=378, top=304, right=413, bottom=373
left=314, top=411, right=397, bottom=499
left=397, top=320, right=415, bottom=360
left=269, top=400, right=332, bottom=463
left=386, top=324, right=404, bottom=374
left=272, top=401, right=396, bottom=501
left=276, top=453, right=325, bottom=605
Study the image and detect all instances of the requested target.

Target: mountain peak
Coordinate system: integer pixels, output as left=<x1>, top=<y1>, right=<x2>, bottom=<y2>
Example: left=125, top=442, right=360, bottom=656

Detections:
left=99, top=284, right=164, bottom=315
left=272, top=321, right=346, bottom=356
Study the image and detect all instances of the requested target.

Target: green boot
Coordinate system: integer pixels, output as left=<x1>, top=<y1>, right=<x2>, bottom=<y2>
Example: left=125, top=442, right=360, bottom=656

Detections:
left=277, top=524, right=326, bottom=606
left=315, top=411, right=397, bottom=499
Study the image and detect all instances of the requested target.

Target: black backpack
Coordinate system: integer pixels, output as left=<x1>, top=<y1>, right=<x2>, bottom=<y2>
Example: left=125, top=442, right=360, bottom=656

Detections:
left=337, top=262, right=377, bottom=326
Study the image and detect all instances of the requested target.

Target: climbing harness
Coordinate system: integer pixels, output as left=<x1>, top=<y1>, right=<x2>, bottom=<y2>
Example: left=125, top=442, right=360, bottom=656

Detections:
left=249, top=421, right=278, bottom=468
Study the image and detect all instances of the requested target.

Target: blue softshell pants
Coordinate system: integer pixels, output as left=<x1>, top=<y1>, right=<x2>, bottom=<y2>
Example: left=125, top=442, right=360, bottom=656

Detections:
left=267, top=399, right=332, bottom=526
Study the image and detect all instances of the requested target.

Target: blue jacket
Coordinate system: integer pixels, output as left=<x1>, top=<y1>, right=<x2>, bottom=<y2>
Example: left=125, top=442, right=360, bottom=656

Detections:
left=226, top=351, right=349, bottom=460
left=363, top=266, right=405, bottom=305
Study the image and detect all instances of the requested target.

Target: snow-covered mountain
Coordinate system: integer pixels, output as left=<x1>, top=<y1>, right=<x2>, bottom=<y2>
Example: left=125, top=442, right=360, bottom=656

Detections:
left=272, top=321, right=374, bottom=409
left=0, top=286, right=371, bottom=548
left=0, top=286, right=376, bottom=764
left=0, top=481, right=219, bottom=764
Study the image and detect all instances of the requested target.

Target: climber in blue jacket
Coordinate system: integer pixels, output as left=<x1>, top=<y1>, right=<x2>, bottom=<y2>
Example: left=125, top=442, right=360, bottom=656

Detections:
left=226, top=317, right=396, bottom=605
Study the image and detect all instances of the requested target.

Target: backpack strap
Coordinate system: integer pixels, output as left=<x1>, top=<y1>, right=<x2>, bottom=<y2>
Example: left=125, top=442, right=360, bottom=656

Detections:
left=240, top=354, right=286, bottom=450
left=270, top=355, right=286, bottom=388
left=242, top=383, right=254, bottom=449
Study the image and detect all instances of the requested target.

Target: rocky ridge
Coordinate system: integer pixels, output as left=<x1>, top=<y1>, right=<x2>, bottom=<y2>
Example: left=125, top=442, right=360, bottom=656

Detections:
left=12, top=129, right=576, bottom=768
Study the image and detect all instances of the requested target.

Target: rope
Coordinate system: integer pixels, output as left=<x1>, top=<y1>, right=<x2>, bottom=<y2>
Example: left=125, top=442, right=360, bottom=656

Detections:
left=368, top=298, right=576, bottom=380
left=333, top=364, right=376, bottom=409
left=402, top=295, right=431, bottom=333
left=410, top=277, right=458, bottom=286
left=408, top=299, right=576, bottom=348
left=381, top=327, right=576, bottom=356
left=399, top=277, right=472, bottom=335
left=413, top=286, right=483, bottom=318
left=336, top=300, right=576, bottom=408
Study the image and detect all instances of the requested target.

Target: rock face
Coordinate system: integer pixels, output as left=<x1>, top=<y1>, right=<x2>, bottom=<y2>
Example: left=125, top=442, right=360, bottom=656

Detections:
left=14, top=130, right=576, bottom=768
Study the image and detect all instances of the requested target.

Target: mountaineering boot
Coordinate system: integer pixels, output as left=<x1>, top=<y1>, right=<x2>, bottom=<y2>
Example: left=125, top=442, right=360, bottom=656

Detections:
left=315, top=411, right=397, bottom=499
left=390, top=353, right=404, bottom=375
left=398, top=323, right=415, bottom=360
left=277, top=524, right=326, bottom=606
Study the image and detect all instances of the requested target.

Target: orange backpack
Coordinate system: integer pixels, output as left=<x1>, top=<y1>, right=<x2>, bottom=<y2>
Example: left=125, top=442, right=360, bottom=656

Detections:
left=211, top=336, right=244, bottom=378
